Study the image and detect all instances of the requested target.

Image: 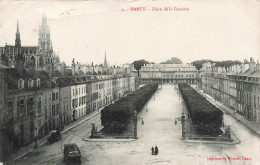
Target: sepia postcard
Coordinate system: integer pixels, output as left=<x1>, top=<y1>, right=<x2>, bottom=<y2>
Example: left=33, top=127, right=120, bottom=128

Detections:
left=0, top=0, right=259, bottom=165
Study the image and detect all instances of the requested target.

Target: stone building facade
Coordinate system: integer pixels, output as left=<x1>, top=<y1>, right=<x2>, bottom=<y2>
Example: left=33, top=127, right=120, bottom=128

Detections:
left=139, top=63, right=197, bottom=84
left=0, top=16, right=137, bottom=162
left=200, top=58, right=260, bottom=124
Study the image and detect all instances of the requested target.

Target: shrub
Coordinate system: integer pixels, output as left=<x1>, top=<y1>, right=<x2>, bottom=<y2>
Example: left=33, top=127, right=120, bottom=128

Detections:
left=178, top=82, right=223, bottom=135
left=101, top=83, right=158, bottom=131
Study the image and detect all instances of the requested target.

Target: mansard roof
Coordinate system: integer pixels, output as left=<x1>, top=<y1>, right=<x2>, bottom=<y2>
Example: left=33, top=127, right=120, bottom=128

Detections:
left=57, top=77, right=73, bottom=87
left=53, top=70, right=62, bottom=77
left=65, top=69, right=73, bottom=76
left=0, top=64, right=9, bottom=69
left=144, top=63, right=195, bottom=68
left=242, top=69, right=255, bottom=76
left=77, top=70, right=85, bottom=76
left=34, top=70, right=49, bottom=79
left=250, top=71, right=260, bottom=77
left=4, top=68, right=31, bottom=91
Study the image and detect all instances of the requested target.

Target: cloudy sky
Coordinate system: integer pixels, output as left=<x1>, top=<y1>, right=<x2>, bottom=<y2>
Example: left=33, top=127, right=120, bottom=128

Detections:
left=0, top=0, right=259, bottom=66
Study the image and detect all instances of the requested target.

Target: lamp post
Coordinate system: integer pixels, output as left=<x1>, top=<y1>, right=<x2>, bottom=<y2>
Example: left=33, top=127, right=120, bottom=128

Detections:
left=134, top=111, right=144, bottom=139
left=174, top=112, right=186, bottom=139
left=181, top=112, right=185, bottom=139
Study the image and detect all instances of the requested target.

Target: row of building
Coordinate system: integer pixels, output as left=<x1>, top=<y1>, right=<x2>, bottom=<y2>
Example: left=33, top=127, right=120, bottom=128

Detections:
left=0, top=63, right=136, bottom=153
left=0, top=15, right=137, bottom=161
left=199, top=58, right=260, bottom=124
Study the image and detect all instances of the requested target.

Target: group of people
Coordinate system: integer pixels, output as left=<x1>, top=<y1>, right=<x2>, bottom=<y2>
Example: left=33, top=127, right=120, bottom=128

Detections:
left=151, top=145, right=159, bottom=155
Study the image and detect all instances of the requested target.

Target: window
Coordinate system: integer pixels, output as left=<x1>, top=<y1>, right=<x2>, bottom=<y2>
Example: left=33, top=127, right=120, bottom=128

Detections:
left=18, top=99, right=25, bottom=119
left=27, top=98, right=33, bottom=116
left=36, top=78, right=41, bottom=87
left=38, top=97, right=42, bottom=113
left=28, top=79, right=33, bottom=88
left=52, top=93, right=55, bottom=101
left=18, top=79, right=24, bottom=89
left=56, top=92, right=58, bottom=100
left=7, top=102, right=13, bottom=122
left=56, top=104, right=59, bottom=114
left=52, top=105, right=55, bottom=116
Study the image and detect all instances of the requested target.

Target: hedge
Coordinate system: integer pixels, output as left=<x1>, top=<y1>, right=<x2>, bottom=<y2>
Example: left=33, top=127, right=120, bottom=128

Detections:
left=101, top=83, right=158, bottom=131
left=178, top=82, right=223, bottom=135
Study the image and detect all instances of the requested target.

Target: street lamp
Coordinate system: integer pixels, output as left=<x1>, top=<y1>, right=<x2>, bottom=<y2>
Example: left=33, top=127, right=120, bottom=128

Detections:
left=174, top=112, right=185, bottom=139
left=133, top=111, right=144, bottom=139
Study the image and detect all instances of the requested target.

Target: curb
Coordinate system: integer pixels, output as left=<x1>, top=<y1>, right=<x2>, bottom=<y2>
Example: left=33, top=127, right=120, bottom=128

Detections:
left=83, top=138, right=137, bottom=142
left=183, top=139, right=240, bottom=145
left=6, top=110, right=101, bottom=164
left=183, top=132, right=240, bottom=145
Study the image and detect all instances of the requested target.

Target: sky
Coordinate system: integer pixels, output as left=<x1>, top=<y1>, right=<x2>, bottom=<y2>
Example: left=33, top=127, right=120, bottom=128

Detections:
left=0, top=0, right=259, bottom=66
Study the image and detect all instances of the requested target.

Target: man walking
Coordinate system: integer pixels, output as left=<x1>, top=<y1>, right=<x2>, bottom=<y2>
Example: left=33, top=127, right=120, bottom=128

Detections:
left=151, top=147, right=154, bottom=155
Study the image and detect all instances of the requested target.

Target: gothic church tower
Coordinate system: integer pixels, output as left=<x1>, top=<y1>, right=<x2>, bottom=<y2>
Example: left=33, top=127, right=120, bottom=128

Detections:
left=38, top=14, right=54, bottom=69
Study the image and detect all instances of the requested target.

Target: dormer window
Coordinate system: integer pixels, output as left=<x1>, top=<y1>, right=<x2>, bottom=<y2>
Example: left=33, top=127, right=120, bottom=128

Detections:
left=28, top=79, right=34, bottom=88
left=36, top=78, right=41, bottom=87
left=18, top=79, right=24, bottom=89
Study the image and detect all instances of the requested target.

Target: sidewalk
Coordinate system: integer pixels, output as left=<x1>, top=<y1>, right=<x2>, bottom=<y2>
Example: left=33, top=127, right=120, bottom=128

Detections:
left=196, top=89, right=260, bottom=136
left=5, top=108, right=102, bottom=164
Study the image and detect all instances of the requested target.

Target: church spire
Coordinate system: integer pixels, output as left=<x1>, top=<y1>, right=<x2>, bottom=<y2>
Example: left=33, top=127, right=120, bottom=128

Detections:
left=104, top=50, right=108, bottom=67
left=15, top=21, right=21, bottom=48
left=16, top=21, right=19, bottom=34
left=42, top=13, right=47, bottom=25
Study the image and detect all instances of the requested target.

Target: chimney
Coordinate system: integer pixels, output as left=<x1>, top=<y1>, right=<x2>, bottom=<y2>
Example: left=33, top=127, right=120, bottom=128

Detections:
left=72, top=58, right=75, bottom=76
left=249, top=57, right=256, bottom=72
left=242, top=59, right=250, bottom=73
left=60, top=62, right=66, bottom=77
left=75, top=62, right=79, bottom=74
left=256, top=60, right=260, bottom=71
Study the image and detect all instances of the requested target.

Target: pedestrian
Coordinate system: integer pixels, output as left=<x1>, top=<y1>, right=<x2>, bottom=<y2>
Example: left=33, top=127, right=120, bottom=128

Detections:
left=151, top=147, right=154, bottom=155
left=154, top=145, right=159, bottom=155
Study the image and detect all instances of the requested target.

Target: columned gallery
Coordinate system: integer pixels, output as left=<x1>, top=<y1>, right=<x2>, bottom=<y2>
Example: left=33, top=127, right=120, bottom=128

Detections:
left=139, top=64, right=197, bottom=84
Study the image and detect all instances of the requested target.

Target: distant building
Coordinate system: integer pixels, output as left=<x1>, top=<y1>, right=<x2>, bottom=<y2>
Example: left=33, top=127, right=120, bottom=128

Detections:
left=139, top=63, right=198, bottom=84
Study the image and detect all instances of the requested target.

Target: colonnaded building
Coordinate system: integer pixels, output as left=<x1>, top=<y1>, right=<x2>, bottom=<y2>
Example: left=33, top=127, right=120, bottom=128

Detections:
left=139, top=63, right=198, bottom=84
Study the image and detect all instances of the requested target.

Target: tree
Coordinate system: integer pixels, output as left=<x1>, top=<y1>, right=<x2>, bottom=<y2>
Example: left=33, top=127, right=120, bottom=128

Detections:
left=191, top=59, right=213, bottom=70
left=161, top=57, right=182, bottom=64
left=132, top=59, right=150, bottom=77
left=191, top=59, right=242, bottom=70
